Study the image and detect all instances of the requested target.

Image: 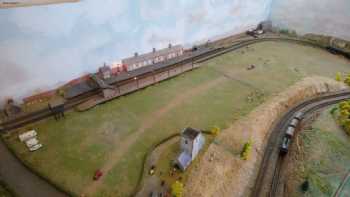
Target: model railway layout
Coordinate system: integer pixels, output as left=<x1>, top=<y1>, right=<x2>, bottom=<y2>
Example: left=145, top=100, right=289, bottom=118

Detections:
left=0, top=35, right=340, bottom=132
left=251, top=90, right=350, bottom=197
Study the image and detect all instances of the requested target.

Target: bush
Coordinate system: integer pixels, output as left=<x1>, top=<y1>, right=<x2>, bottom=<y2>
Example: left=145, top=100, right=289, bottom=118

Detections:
left=301, top=180, right=309, bottom=193
left=336, top=101, right=350, bottom=135
left=57, top=89, right=65, bottom=97
left=240, top=140, right=253, bottom=160
left=210, top=126, right=221, bottom=136
left=171, top=181, right=184, bottom=197
left=330, top=106, right=338, bottom=115
left=335, top=72, right=342, bottom=82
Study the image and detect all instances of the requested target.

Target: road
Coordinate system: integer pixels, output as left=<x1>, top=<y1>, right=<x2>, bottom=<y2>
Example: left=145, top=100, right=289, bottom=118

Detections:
left=0, top=138, right=68, bottom=197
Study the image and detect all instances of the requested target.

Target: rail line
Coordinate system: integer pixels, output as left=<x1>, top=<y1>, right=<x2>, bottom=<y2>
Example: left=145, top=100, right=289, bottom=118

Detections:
left=0, top=35, right=325, bottom=132
left=251, top=90, right=350, bottom=197
left=0, top=33, right=347, bottom=197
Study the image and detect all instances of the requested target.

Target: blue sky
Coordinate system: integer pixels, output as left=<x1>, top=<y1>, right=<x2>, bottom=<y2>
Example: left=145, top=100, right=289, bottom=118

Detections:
left=0, top=0, right=272, bottom=102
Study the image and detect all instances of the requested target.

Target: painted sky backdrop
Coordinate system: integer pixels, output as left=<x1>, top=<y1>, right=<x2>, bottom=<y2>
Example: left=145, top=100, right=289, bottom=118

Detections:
left=0, top=0, right=272, bottom=102
left=270, top=0, right=350, bottom=41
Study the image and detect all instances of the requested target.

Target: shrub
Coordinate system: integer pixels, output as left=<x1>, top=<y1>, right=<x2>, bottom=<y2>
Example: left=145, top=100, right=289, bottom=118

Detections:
left=57, top=88, right=65, bottom=97
left=344, top=74, right=350, bottom=86
left=335, top=72, right=342, bottom=82
left=210, top=126, right=221, bottom=136
left=241, top=140, right=253, bottom=160
left=301, top=180, right=309, bottom=192
left=171, top=181, right=184, bottom=197
left=330, top=106, right=338, bottom=115
left=336, top=100, right=350, bottom=135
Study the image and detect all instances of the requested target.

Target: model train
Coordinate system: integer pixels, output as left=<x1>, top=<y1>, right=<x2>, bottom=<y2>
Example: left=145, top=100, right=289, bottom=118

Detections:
left=280, top=111, right=303, bottom=154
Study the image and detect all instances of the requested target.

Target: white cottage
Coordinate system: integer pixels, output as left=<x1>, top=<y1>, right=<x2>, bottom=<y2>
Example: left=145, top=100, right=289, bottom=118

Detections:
left=176, top=127, right=205, bottom=171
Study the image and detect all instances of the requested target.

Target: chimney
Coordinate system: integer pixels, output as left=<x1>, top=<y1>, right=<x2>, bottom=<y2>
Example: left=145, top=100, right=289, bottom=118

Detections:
left=134, top=52, right=138, bottom=57
left=168, top=43, right=172, bottom=48
left=153, top=48, right=156, bottom=53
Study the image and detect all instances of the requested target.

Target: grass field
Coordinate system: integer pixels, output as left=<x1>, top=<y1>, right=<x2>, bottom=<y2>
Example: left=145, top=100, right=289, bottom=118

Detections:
left=287, top=107, right=350, bottom=197
left=2, top=41, right=350, bottom=197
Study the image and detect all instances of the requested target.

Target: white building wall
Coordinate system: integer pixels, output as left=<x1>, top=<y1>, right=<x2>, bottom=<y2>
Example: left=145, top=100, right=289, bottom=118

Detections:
left=180, top=136, right=193, bottom=155
left=191, top=134, right=205, bottom=160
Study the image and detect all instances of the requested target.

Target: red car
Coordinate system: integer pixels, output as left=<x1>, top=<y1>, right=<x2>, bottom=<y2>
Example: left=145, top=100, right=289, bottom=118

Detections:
left=93, top=170, right=103, bottom=181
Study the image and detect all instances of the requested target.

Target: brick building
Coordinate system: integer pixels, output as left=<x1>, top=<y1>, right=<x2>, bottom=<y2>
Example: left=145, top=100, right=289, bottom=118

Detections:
left=122, top=44, right=183, bottom=71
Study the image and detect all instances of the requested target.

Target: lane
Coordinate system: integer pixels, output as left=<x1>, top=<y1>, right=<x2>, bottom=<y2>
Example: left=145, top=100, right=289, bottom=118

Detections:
left=0, top=138, right=68, bottom=197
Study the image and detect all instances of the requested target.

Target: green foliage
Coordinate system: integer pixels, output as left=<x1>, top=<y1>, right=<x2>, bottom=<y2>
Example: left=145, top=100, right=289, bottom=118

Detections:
left=344, top=73, right=350, bottom=86
left=279, top=29, right=289, bottom=34
left=240, top=140, right=253, bottom=160
left=57, top=88, right=65, bottom=97
left=279, top=28, right=297, bottom=37
left=330, top=106, right=338, bottom=115
left=171, top=181, right=184, bottom=197
left=210, top=126, right=221, bottom=136
left=301, top=180, right=309, bottom=192
left=335, top=72, right=342, bottom=82
left=337, top=100, right=350, bottom=135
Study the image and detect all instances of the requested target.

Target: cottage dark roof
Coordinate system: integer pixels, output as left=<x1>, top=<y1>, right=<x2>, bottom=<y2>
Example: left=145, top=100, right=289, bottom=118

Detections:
left=64, top=80, right=98, bottom=99
left=182, top=127, right=200, bottom=140
left=48, top=97, right=65, bottom=108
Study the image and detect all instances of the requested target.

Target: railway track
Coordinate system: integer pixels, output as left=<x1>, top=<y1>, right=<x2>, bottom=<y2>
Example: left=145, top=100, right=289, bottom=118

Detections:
left=251, top=90, right=350, bottom=197
left=0, top=35, right=324, bottom=133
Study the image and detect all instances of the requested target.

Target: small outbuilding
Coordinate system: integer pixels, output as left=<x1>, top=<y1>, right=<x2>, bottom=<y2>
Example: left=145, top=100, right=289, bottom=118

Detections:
left=48, top=98, right=65, bottom=120
left=175, top=127, right=205, bottom=171
left=4, top=99, right=22, bottom=118
left=99, top=64, right=112, bottom=79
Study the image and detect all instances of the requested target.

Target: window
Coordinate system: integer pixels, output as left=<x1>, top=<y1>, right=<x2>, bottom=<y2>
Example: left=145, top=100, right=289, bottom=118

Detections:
left=185, top=140, right=188, bottom=145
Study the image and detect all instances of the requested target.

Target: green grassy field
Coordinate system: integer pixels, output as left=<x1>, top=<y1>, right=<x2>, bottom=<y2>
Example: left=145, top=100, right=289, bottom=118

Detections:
left=2, top=41, right=350, bottom=197
left=289, top=107, right=350, bottom=197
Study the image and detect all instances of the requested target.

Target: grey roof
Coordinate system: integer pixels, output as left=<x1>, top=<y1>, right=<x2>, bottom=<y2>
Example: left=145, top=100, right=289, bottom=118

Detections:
left=64, top=47, right=212, bottom=99
left=65, top=80, right=98, bottom=99
left=105, top=47, right=211, bottom=85
left=122, top=45, right=183, bottom=65
left=90, top=74, right=114, bottom=89
left=182, top=127, right=200, bottom=140
left=48, top=98, right=65, bottom=107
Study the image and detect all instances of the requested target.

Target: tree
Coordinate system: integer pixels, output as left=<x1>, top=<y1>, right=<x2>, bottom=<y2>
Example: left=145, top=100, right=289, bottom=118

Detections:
left=301, top=180, right=309, bottom=192
left=57, top=88, right=65, bottom=97
left=336, top=72, right=342, bottom=82
left=171, top=181, right=184, bottom=197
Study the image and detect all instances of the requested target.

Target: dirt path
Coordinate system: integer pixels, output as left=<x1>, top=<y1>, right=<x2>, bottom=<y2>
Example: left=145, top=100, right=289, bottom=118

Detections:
left=82, top=77, right=227, bottom=196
